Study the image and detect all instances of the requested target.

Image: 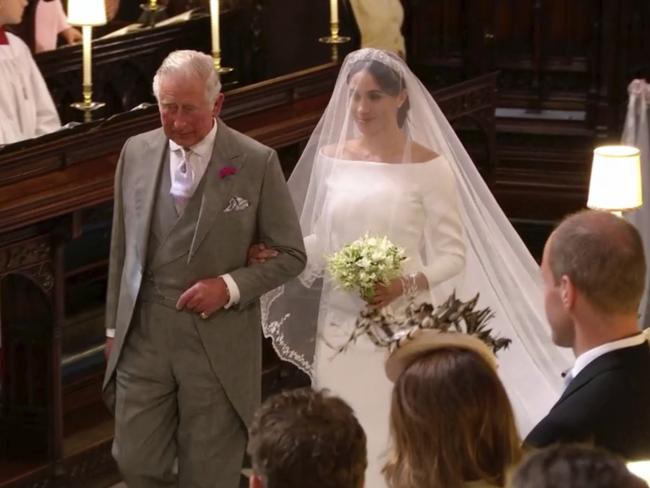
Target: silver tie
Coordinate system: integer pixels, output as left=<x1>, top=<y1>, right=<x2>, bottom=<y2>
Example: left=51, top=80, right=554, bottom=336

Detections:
left=170, top=148, right=194, bottom=214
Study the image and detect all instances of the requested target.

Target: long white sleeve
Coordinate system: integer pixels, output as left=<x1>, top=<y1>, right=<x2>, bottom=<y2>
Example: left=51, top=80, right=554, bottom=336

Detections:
left=418, top=158, right=466, bottom=287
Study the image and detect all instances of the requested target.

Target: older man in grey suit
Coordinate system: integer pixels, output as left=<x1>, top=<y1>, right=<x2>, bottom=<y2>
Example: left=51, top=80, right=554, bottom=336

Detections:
left=102, top=50, right=306, bottom=488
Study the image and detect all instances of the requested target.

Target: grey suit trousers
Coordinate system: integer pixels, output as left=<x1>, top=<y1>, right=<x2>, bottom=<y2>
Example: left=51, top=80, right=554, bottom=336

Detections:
left=113, top=284, right=246, bottom=488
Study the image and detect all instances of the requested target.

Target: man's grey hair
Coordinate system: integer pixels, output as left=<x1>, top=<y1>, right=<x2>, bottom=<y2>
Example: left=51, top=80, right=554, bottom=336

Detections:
left=549, top=209, right=646, bottom=315
left=152, top=50, right=222, bottom=105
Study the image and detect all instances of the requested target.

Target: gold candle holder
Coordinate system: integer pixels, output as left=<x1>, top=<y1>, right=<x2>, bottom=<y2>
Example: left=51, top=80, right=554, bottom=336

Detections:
left=71, top=84, right=105, bottom=123
left=213, top=51, right=234, bottom=75
left=210, top=0, right=233, bottom=74
left=319, top=21, right=351, bottom=45
left=70, top=25, right=105, bottom=123
left=319, top=0, right=350, bottom=45
left=140, top=0, right=166, bottom=27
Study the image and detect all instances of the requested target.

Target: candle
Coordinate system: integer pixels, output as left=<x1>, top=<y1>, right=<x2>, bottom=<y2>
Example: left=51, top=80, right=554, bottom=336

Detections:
left=330, top=0, right=338, bottom=25
left=82, top=25, right=92, bottom=87
left=210, top=0, right=220, bottom=54
left=149, top=0, right=157, bottom=9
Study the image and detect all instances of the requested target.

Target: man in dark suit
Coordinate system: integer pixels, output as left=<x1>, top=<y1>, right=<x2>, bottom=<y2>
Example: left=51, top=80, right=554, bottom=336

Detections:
left=103, top=50, right=306, bottom=487
left=525, top=209, right=650, bottom=460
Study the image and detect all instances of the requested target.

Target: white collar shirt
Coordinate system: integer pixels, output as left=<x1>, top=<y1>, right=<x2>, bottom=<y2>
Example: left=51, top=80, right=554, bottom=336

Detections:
left=168, top=118, right=218, bottom=202
left=571, top=333, right=647, bottom=379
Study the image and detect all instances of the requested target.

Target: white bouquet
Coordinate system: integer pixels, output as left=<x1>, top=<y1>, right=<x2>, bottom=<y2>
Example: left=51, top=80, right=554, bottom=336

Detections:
left=327, top=235, right=407, bottom=301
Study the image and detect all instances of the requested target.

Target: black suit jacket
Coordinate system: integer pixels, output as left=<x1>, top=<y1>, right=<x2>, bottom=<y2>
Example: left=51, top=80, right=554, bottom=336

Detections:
left=525, top=342, right=650, bottom=460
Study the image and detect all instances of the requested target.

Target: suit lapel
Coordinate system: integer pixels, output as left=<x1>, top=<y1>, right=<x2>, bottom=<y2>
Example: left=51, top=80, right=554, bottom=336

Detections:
left=134, top=129, right=168, bottom=265
left=189, top=121, right=245, bottom=261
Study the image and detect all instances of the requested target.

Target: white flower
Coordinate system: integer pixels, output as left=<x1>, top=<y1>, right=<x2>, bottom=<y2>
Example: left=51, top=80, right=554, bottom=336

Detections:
left=327, top=234, right=406, bottom=301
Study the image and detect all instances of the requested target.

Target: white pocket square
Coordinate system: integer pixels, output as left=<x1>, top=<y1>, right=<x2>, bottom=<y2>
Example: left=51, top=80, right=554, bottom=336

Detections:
left=224, top=196, right=249, bottom=213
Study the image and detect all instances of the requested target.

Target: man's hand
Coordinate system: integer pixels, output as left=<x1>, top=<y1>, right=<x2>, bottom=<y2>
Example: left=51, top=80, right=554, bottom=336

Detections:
left=247, top=243, right=278, bottom=265
left=176, top=277, right=230, bottom=319
left=105, top=337, right=114, bottom=362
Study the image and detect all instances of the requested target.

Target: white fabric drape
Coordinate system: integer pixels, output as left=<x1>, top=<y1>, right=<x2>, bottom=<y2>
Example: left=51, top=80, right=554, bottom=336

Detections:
left=623, top=79, right=650, bottom=328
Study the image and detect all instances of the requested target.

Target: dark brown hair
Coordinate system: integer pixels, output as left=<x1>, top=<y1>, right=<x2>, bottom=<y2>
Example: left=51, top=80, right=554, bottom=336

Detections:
left=512, top=444, right=648, bottom=488
left=248, top=388, right=367, bottom=488
left=384, top=348, right=521, bottom=488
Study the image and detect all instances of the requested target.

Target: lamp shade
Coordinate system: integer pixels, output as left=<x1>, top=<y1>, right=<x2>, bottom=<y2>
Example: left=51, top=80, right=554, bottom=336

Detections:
left=67, top=0, right=107, bottom=26
left=587, top=145, right=643, bottom=212
left=627, top=460, right=650, bottom=484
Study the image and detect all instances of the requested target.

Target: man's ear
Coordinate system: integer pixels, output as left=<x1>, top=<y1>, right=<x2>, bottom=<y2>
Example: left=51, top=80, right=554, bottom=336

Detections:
left=213, top=93, right=225, bottom=118
left=249, top=473, right=264, bottom=488
left=559, top=275, right=575, bottom=310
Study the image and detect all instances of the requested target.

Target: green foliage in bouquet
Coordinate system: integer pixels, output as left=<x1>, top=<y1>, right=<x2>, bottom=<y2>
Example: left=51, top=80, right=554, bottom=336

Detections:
left=327, top=235, right=407, bottom=301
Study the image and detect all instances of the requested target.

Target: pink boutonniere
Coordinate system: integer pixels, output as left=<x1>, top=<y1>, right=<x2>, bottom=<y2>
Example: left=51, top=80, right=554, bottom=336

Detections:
left=219, top=166, right=238, bottom=179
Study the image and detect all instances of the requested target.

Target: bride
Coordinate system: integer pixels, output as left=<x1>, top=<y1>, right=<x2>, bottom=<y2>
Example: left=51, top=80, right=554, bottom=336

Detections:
left=261, top=48, right=571, bottom=487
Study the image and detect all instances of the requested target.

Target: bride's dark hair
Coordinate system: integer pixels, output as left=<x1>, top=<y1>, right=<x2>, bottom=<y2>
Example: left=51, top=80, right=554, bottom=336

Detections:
left=347, top=59, right=410, bottom=128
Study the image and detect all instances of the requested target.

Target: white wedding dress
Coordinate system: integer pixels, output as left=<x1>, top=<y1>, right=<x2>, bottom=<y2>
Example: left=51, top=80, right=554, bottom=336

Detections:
left=262, top=48, right=572, bottom=488
left=310, top=155, right=465, bottom=488
left=306, top=155, right=566, bottom=488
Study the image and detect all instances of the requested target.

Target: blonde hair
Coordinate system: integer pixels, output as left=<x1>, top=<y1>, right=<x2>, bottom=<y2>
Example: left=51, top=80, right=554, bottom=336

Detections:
left=384, top=348, right=521, bottom=488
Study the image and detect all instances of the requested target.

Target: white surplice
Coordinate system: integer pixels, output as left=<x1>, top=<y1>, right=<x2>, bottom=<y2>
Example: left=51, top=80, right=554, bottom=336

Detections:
left=0, top=32, right=60, bottom=145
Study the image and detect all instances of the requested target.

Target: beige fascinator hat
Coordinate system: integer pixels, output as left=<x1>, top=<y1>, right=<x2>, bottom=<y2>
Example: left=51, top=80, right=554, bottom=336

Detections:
left=385, top=329, right=498, bottom=383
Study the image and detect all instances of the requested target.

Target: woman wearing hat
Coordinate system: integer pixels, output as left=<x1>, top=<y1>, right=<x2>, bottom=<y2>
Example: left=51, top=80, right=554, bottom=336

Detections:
left=384, top=330, right=522, bottom=488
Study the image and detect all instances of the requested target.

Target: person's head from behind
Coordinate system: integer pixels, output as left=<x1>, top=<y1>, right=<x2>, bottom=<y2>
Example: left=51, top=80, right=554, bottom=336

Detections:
left=247, top=387, right=367, bottom=488
left=511, top=444, right=648, bottom=488
left=384, top=332, right=521, bottom=488
left=0, top=0, right=28, bottom=25
left=346, top=49, right=409, bottom=135
left=152, top=50, right=224, bottom=148
left=541, top=209, right=645, bottom=349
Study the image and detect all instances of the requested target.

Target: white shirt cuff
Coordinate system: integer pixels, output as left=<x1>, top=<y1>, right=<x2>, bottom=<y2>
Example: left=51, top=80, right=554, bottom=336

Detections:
left=221, top=273, right=240, bottom=309
left=106, top=328, right=115, bottom=338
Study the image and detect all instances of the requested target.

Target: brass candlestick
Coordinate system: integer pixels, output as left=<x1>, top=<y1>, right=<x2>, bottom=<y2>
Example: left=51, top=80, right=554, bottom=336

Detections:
left=71, top=83, right=105, bottom=123
left=140, top=0, right=166, bottom=27
left=70, top=25, right=105, bottom=123
left=319, top=20, right=351, bottom=45
left=318, top=14, right=350, bottom=62
left=212, top=50, right=233, bottom=75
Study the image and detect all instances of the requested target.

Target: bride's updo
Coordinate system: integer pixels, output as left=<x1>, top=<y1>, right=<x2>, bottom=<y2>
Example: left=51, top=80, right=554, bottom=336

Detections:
left=346, top=56, right=410, bottom=128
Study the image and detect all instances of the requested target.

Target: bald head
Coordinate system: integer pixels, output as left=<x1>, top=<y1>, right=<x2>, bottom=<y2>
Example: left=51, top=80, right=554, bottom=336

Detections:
left=547, top=210, right=645, bottom=315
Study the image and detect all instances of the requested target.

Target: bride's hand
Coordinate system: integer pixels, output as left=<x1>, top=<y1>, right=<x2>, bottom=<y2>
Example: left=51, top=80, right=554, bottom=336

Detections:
left=371, top=278, right=404, bottom=308
left=247, top=243, right=279, bottom=265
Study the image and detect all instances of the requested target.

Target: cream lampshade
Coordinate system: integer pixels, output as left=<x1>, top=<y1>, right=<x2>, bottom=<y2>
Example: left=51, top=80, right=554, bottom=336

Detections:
left=627, top=460, right=650, bottom=484
left=587, top=145, right=643, bottom=215
left=67, top=0, right=107, bottom=26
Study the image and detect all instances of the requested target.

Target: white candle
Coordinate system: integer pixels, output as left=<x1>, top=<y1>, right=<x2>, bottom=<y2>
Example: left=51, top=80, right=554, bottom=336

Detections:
left=330, top=0, right=338, bottom=25
left=82, top=25, right=92, bottom=86
left=210, top=0, right=220, bottom=54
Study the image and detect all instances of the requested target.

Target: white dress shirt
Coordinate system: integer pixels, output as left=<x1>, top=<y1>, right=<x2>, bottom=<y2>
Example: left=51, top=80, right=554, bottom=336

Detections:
left=570, top=332, right=648, bottom=379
